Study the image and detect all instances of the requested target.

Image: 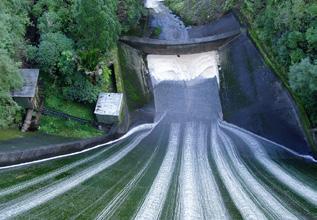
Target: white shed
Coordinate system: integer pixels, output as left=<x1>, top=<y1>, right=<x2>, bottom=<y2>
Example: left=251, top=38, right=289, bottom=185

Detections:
left=94, top=93, right=124, bottom=124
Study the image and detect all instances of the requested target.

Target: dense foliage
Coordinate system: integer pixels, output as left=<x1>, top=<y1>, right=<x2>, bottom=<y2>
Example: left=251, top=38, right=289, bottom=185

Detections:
left=0, top=0, right=30, bottom=128
left=289, top=58, right=317, bottom=124
left=0, top=0, right=143, bottom=129
left=28, top=0, right=144, bottom=104
left=165, top=0, right=226, bottom=25
left=240, top=0, right=317, bottom=126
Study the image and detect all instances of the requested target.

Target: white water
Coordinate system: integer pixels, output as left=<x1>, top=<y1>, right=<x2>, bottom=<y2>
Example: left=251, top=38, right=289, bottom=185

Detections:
left=222, top=123, right=317, bottom=205
left=195, top=123, right=228, bottom=219
left=145, top=0, right=188, bottom=40
left=145, top=0, right=164, bottom=12
left=178, top=123, right=204, bottom=219
left=0, top=124, right=157, bottom=219
left=211, top=125, right=268, bottom=220
left=95, top=141, right=160, bottom=220
left=176, top=123, right=228, bottom=219
left=134, top=123, right=180, bottom=220
left=218, top=129, right=297, bottom=219
left=147, top=52, right=220, bottom=86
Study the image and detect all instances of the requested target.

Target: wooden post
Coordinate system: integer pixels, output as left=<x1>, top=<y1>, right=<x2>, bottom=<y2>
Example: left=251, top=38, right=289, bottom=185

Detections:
left=21, top=109, right=34, bottom=132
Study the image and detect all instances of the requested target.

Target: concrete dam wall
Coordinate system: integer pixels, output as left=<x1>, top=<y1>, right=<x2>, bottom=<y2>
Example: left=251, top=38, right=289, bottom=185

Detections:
left=118, top=12, right=313, bottom=155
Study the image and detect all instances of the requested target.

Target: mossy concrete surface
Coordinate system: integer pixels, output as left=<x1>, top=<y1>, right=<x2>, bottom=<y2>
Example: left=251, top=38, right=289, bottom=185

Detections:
left=117, top=43, right=152, bottom=110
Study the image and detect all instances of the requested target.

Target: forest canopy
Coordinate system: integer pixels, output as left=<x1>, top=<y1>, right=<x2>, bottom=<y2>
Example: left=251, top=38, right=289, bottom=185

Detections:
left=0, top=0, right=144, bottom=128
left=0, top=0, right=29, bottom=128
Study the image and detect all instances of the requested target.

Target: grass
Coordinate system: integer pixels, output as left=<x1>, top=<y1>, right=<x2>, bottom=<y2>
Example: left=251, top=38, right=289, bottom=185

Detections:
left=0, top=128, right=33, bottom=141
left=0, top=93, right=102, bottom=142
left=39, top=84, right=103, bottom=139
left=39, top=116, right=103, bottom=139
left=44, top=88, right=95, bottom=121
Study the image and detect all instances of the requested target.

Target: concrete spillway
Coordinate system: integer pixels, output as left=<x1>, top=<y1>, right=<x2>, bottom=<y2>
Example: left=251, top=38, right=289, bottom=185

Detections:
left=0, top=51, right=316, bottom=219
left=0, top=1, right=316, bottom=219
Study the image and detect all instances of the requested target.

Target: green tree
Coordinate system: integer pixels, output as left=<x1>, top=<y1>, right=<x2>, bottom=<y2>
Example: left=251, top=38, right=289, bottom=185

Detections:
left=37, top=32, right=74, bottom=75
left=29, top=0, right=144, bottom=105
left=37, top=11, right=63, bottom=34
left=73, top=0, right=120, bottom=54
left=0, top=50, right=23, bottom=128
left=306, top=27, right=317, bottom=50
left=117, top=0, right=144, bottom=32
left=289, top=58, right=317, bottom=125
left=0, top=0, right=29, bottom=128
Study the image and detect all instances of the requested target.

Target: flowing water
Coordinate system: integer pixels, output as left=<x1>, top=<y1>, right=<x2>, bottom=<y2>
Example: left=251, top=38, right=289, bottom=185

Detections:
left=145, top=0, right=188, bottom=40
left=0, top=1, right=316, bottom=219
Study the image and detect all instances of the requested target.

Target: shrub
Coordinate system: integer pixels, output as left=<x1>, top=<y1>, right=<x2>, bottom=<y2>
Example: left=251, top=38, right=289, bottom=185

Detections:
left=72, top=0, right=120, bottom=54
left=37, top=11, right=63, bottom=34
left=62, top=73, right=102, bottom=104
left=289, top=58, right=317, bottom=125
left=0, top=50, right=23, bottom=128
left=37, top=32, right=74, bottom=74
left=117, top=0, right=144, bottom=32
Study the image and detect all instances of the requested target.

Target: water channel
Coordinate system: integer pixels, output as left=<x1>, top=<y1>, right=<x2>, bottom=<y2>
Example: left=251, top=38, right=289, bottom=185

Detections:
left=0, top=1, right=316, bottom=219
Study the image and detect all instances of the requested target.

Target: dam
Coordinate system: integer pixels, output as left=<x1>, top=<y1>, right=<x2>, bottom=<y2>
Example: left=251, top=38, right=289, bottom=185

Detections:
left=0, top=0, right=316, bottom=219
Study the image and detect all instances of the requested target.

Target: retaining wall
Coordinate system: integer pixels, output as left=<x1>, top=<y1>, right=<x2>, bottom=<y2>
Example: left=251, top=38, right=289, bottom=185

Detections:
left=0, top=134, right=117, bottom=167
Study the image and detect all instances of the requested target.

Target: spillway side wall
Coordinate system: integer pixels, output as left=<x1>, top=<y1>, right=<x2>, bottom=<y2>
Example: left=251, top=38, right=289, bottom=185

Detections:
left=117, top=43, right=152, bottom=110
left=219, top=33, right=312, bottom=155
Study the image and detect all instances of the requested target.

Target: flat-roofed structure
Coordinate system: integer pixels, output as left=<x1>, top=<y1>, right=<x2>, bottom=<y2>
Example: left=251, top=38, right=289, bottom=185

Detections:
left=12, top=69, right=39, bottom=109
left=94, top=93, right=124, bottom=124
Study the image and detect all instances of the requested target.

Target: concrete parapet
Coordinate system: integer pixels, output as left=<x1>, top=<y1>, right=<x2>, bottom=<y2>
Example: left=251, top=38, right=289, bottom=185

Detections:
left=120, top=30, right=240, bottom=55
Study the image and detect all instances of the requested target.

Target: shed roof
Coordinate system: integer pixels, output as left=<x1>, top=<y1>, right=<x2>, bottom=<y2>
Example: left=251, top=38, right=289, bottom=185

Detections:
left=12, top=69, right=39, bottom=98
left=94, top=93, right=123, bottom=116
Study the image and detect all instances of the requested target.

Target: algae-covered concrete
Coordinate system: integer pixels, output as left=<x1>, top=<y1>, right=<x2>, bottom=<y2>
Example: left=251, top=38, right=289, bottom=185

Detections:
left=117, top=43, right=152, bottom=110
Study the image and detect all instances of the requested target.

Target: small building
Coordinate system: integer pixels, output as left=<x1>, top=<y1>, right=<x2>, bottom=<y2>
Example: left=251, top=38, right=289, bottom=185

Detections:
left=11, top=69, right=40, bottom=132
left=11, top=69, right=39, bottom=109
left=94, top=93, right=124, bottom=124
